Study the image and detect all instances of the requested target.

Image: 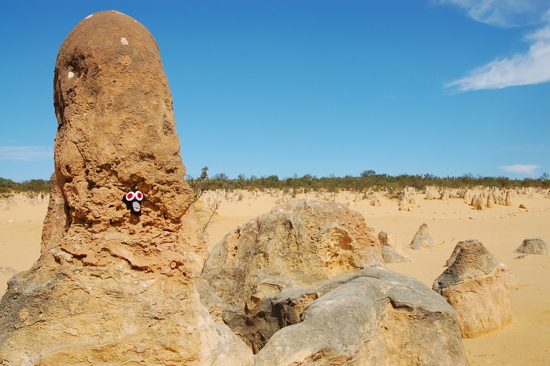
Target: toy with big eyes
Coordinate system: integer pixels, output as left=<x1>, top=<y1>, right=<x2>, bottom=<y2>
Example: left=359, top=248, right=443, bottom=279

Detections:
left=123, top=190, right=144, bottom=216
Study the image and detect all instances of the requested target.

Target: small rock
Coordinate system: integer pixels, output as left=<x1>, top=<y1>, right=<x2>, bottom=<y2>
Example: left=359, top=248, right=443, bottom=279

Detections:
left=514, top=238, right=549, bottom=255
left=409, top=223, right=438, bottom=250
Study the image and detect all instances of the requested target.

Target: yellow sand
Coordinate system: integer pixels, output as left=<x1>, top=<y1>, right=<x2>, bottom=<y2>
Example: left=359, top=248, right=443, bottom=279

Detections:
left=1, top=190, right=549, bottom=365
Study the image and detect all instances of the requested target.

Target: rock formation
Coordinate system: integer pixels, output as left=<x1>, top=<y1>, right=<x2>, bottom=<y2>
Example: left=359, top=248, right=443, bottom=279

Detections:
left=433, top=239, right=513, bottom=338
left=425, top=188, right=434, bottom=200
left=514, top=238, right=550, bottom=255
left=445, top=240, right=518, bottom=290
left=201, top=200, right=468, bottom=364
left=255, top=266, right=469, bottom=365
left=0, top=11, right=252, bottom=365
left=505, top=190, right=513, bottom=206
left=378, top=231, right=413, bottom=263
left=398, top=199, right=410, bottom=211
left=486, top=191, right=496, bottom=208
left=409, top=223, right=438, bottom=250
left=201, top=199, right=383, bottom=352
left=473, top=195, right=486, bottom=210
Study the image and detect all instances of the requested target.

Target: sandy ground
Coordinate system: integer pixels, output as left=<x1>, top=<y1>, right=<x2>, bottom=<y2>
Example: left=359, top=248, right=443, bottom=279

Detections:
left=1, top=190, right=549, bottom=365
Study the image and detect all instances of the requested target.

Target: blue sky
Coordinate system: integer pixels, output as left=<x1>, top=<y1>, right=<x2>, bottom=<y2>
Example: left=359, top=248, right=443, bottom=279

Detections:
left=1, top=0, right=548, bottom=182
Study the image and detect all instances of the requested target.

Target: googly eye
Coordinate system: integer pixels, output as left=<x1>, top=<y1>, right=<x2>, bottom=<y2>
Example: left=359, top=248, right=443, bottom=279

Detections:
left=135, top=191, right=144, bottom=201
left=125, top=191, right=135, bottom=201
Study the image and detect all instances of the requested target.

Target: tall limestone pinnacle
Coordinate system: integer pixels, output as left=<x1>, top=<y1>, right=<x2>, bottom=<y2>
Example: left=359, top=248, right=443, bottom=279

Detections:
left=50, top=10, right=195, bottom=273
left=0, top=11, right=253, bottom=365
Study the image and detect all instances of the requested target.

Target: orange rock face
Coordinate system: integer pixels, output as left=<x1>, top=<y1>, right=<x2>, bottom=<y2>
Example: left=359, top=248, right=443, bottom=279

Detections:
left=49, top=10, right=198, bottom=273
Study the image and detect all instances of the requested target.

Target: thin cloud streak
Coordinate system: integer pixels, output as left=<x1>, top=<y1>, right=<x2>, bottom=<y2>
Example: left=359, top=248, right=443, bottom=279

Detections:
left=499, top=164, right=540, bottom=176
left=446, top=25, right=550, bottom=91
left=441, top=1, right=550, bottom=91
left=0, top=146, right=53, bottom=161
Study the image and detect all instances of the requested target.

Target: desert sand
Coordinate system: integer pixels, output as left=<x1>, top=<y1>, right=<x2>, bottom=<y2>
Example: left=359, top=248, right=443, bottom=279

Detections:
left=1, top=189, right=549, bottom=365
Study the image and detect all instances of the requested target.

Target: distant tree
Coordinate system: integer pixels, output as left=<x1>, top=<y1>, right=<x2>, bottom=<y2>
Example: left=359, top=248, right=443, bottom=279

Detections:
left=212, top=173, right=229, bottom=181
left=361, top=170, right=376, bottom=177
left=200, top=167, right=209, bottom=180
left=0, top=177, right=16, bottom=193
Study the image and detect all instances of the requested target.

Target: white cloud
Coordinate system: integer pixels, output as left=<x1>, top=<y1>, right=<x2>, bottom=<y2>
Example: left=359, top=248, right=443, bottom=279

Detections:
left=0, top=146, right=53, bottom=161
left=446, top=25, right=550, bottom=91
left=499, top=164, right=540, bottom=176
left=438, top=0, right=550, bottom=27
left=441, top=1, right=550, bottom=91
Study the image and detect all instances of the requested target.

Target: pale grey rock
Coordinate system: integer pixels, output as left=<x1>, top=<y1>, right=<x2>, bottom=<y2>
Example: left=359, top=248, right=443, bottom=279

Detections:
left=409, top=223, right=438, bottom=250
left=514, top=238, right=549, bottom=255
left=255, top=266, right=469, bottom=366
left=378, top=231, right=413, bottom=263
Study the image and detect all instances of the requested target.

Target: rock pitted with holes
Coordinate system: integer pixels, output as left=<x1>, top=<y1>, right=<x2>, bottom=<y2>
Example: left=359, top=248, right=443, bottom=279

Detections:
left=0, top=11, right=252, bottom=365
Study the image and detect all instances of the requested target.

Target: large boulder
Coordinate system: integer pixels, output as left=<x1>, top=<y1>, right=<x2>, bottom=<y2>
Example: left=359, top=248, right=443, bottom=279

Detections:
left=201, top=199, right=383, bottom=352
left=254, top=267, right=469, bottom=366
left=409, top=223, right=438, bottom=250
left=201, top=200, right=469, bottom=365
left=378, top=231, right=413, bottom=263
left=514, top=238, right=550, bottom=255
left=433, top=239, right=513, bottom=338
left=0, top=11, right=252, bottom=365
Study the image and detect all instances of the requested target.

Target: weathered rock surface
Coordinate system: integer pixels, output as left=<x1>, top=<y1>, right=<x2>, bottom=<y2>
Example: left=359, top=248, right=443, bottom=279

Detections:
left=201, top=200, right=469, bottom=365
left=445, top=240, right=518, bottom=290
left=409, top=223, right=438, bottom=250
left=505, top=190, right=513, bottom=206
left=0, top=266, right=253, bottom=366
left=486, top=192, right=496, bottom=208
left=201, top=199, right=383, bottom=352
left=48, top=10, right=208, bottom=272
left=378, top=231, right=413, bottom=263
left=254, top=266, right=469, bottom=366
left=433, top=239, right=513, bottom=338
left=425, top=188, right=434, bottom=200
left=473, top=195, right=486, bottom=210
left=514, top=238, right=550, bottom=255
left=0, top=11, right=252, bottom=365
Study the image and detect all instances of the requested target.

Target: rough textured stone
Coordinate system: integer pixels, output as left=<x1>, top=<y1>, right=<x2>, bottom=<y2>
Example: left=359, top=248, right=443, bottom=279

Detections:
left=378, top=231, right=413, bottom=263
left=48, top=10, right=209, bottom=272
left=409, top=223, right=438, bottom=250
left=505, top=190, right=513, bottom=206
left=514, top=237, right=550, bottom=255
left=254, top=266, right=469, bottom=366
left=445, top=240, right=518, bottom=290
left=473, top=195, right=486, bottom=210
left=201, top=199, right=382, bottom=352
left=433, top=239, right=513, bottom=338
left=486, top=192, right=496, bottom=208
left=0, top=11, right=252, bottom=365
left=425, top=188, right=434, bottom=200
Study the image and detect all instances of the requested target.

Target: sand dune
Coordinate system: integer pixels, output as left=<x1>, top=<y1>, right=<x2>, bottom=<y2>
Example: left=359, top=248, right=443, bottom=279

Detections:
left=1, top=190, right=549, bottom=365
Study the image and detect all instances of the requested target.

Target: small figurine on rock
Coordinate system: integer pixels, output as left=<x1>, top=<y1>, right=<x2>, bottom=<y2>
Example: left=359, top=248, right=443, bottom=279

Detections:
left=123, top=190, right=144, bottom=215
